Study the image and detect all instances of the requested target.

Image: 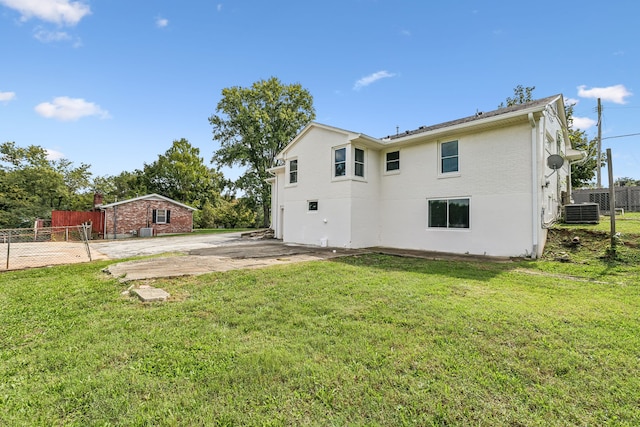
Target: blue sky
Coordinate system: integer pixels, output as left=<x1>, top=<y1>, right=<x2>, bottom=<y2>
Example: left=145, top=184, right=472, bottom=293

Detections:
left=1, top=0, right=638, bottom=183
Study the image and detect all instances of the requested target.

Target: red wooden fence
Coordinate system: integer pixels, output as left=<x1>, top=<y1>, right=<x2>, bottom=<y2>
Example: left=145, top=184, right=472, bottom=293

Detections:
left=51, top=211, right=104, bottom=236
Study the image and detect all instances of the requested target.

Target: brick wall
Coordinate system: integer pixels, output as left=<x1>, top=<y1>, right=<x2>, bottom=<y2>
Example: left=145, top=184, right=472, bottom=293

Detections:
left=103, top=200, right=193, bottom=238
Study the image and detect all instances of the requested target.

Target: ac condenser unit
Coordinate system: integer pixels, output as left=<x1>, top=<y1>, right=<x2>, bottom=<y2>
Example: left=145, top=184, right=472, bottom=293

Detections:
left=139, top=227, right=154, bottom=237
left=564, top=203, right=600, bottom=224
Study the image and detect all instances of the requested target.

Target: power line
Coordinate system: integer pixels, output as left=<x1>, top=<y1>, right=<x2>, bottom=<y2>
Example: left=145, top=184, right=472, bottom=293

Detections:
left=602, top=132, right=640, bottom=140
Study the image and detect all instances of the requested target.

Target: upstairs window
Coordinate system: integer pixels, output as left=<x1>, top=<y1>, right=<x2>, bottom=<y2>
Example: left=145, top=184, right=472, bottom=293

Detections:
left=354, top=148, right=365, bottom=177
left=386, top=151, right=400, bottom=172
left=440, top=140, right=459, bottom=173
left=334, top=147, right=346, bottom=177
left=289, top=159, right=298, bottom=184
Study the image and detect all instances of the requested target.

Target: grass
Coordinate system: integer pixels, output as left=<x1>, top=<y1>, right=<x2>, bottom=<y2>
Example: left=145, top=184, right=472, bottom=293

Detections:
left=1, top=221, right=640, bottom=426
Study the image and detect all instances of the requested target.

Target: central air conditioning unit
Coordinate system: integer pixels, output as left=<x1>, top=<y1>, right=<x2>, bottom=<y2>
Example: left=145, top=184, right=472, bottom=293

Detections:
left=564, top=203, right=600, bottom=224
left=139, top=227, right=154, bottom=237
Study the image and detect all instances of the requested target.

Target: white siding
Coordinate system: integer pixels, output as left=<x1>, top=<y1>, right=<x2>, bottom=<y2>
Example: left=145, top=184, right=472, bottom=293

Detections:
left=271, top=98, right=571, bottom=257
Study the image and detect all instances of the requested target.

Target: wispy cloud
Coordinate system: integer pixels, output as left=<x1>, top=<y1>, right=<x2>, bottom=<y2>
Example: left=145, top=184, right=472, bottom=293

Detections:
left=35, top=96, right=110, bottom=121
left=33, top=26, right=71, bottom=42
left=0, top=0, right=91, bottom=26
left=400, top=29, right=411, bottom=37
left=217, top=4, right=223, bottom=12
left=0, top=91, right=16, bottom=102
left=155, top=16, right=168, bottom=28
left=46, top=148, right=65, bottom=160
left=564, top=97, right=579, bottom=106
left=571, top=116, right=597, bottom=130
left=353, top=70, right=396, bottom=91
left=577, top=84, right=632, bottom=104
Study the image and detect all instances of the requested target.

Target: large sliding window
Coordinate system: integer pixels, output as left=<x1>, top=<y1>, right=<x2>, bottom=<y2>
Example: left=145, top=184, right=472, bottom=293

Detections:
left=428, top=198, right=469, bottom=228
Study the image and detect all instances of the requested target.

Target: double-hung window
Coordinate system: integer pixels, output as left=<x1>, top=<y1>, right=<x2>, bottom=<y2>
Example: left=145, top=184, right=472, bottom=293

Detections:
left=354, top=148, right=365, bottom=177
left=289, top=159, right=298, bottom=184
left=153, top=209, right=170, bottom=224
left=334, top=147, right=346, bottom=177
left=440, top=140, right=459, bottom=174
left=428, top=198, right=469, bottom=229
left=386, top=151, right=400, bottom=172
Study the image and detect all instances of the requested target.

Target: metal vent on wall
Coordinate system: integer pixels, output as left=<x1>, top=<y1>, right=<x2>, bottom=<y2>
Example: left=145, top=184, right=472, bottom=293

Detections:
left=564, top=203, right=600, bottom=224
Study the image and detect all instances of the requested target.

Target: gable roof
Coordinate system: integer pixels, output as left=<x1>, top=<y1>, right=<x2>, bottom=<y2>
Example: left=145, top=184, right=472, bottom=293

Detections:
left=276, top=122, right=380, bottom=160
left=275, top=94, right=567, bottom=159
left=98, top=193, right=197, bottom=211
left=384, top=94, right=565, bottom=141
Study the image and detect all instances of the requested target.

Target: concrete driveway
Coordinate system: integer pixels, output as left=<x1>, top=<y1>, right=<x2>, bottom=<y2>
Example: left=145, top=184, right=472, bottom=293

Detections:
left=90, top=232, right=245, bottom=259
left=97, top=234, right=363, bottom=281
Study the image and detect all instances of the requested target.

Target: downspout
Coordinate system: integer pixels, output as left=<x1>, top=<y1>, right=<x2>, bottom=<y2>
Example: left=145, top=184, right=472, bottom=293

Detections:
left=529, top=112, right=539, bottom=258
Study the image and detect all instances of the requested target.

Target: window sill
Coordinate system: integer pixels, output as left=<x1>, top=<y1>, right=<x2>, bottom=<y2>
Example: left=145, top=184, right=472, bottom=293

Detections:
left=437, top=172, right=461, bottom=179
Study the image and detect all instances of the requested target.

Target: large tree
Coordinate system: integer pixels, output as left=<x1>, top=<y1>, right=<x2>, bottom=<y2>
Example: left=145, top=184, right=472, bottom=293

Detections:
left=0, top=141, right=92, bottom=227
left=209, top=77, right=315, bottom=227
left=143, top=138, right=223, bottom=208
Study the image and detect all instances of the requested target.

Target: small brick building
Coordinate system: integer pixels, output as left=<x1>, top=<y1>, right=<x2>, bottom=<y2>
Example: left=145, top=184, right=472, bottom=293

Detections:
left=99, top=194, right=196, bottom=239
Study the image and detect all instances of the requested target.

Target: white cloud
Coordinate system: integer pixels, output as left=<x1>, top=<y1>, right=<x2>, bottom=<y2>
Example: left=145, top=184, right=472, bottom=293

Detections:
left=217, top=4, right=223, bottom=12
left=571, top=116, right=597, bottom=130
left=33, top=27, right=71, bottom=42
left=401, top=29, right=411, bottom=36
left=577, top=84, right=632, bottom=104
left=156, top=16, right=168, bottom=28
left=0, top=0, right=91, bottom=26
left=35, top=96, right=110, bottom=121
left=46, top=148, right=65, bottom=160
left=353, top=70, right=396, bottom=90
left=564, top=97, right=579, bottom=106
left=0, top=91, right=16, bottom=102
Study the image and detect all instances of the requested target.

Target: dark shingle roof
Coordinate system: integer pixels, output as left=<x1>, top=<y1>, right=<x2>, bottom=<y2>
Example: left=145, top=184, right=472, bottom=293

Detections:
left=384, top=94, right=561, bottom=140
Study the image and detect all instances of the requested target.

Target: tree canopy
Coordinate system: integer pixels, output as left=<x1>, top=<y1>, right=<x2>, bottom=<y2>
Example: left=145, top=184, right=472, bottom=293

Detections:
left=0, top=141, right=92, bottom=228
left=209, top=77, right=315, bottom=227
left=142, top=138, right=224, bottom=208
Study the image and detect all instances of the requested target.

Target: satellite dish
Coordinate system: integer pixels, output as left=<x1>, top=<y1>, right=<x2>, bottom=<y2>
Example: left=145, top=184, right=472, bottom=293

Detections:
left=547, top=154, right=565, bottom=170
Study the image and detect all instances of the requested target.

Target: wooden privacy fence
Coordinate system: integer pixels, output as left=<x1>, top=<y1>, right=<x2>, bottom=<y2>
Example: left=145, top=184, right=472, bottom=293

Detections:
left=51, top=210, right=104, bottom=237
left=572, top=186, right=640, bottom=212
left=0, top=225, right=93, bottom=270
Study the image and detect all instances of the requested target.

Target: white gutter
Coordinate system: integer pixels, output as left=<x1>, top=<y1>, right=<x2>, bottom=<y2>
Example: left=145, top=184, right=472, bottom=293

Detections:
left=528, top=112, right=539, bottom=258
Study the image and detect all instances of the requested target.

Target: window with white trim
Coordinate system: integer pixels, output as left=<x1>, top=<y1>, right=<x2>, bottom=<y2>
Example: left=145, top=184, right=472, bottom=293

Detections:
left=289, top=159, right=298, bottom=184
left=386, top=150, right=400, bottom=172
left=334, top=147, right=346, bottom=177
left=153, top=209, right=170, bottom=224
left=440, top=140, right=459, bottom=174
left=354, top=148, right=365, bottom=177
left=428, top=198, right=469, bottom=228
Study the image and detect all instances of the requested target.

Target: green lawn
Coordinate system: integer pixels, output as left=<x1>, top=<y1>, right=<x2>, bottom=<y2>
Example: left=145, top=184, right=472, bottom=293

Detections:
left=1, top=228, right=639, bottom=425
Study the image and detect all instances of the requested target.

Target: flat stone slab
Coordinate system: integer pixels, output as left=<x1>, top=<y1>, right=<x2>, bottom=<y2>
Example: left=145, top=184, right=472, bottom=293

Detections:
left=131, top=287, right=170, bottom=302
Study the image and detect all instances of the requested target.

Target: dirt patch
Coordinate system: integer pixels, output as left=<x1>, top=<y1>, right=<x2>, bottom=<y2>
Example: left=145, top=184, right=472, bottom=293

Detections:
left=105, top=242, right=364, bottom=282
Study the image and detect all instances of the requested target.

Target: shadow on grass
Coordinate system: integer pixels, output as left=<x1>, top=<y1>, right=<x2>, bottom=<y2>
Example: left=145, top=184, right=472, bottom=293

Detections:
left=327, top=252, right=519, bottom=282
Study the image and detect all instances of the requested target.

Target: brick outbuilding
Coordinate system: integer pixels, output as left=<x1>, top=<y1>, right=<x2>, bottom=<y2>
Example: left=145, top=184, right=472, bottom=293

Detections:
left=98, top=194, right=196, bottom=239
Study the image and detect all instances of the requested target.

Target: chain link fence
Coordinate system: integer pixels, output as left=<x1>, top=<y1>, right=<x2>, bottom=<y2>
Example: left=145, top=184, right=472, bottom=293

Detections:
left=0, top=224, right=93, bottom=271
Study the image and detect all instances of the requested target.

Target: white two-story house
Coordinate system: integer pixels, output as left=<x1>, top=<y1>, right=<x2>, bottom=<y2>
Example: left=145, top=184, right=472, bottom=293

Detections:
left=267, top=94, right=583, bottom=258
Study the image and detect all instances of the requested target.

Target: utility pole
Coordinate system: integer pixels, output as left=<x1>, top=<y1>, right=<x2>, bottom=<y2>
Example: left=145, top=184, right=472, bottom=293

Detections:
left=596, top=98, right=602, bottom=188
left=607, top=148, right=616, bottom=254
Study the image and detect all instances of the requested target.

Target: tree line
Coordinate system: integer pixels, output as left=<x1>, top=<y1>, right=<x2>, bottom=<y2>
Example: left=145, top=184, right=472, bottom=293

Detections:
left=1, top=81, right=608, bottom=230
